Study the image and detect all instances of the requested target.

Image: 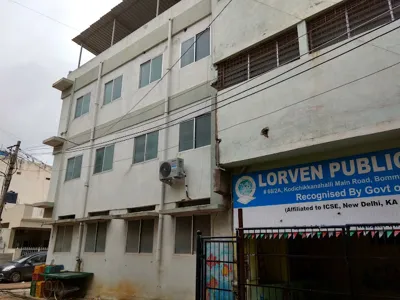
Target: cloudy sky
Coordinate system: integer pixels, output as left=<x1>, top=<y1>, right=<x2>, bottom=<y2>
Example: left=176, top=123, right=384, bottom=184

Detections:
left=0, top=0, right=121, bottom=164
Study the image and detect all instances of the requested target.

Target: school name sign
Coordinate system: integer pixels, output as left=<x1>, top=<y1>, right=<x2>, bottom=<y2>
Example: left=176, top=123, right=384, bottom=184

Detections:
left=233, top=148, right=400, bottom=208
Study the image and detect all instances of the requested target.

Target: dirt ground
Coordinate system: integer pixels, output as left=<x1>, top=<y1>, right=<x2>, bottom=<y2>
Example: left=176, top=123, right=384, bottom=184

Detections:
left=0, top=282, right=31, bottom=299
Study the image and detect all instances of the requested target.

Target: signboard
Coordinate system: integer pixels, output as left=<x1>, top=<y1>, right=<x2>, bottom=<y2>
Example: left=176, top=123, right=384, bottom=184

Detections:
left=233, top=148, right=400, bottom=227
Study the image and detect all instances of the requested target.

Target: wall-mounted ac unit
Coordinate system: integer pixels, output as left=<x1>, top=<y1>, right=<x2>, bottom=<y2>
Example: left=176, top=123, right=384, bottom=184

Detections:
left=159, top=158, right=185, bottom=183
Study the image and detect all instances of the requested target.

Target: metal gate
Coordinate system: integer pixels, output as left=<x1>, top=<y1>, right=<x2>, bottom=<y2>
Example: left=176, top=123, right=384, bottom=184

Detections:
left=196, top=233, right=237, bottom=300
left=196, top=222, right=400, bottom=300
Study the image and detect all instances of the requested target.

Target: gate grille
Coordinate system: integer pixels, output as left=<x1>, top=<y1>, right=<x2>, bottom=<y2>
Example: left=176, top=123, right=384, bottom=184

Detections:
left=196, top=234, right=237, bottom=300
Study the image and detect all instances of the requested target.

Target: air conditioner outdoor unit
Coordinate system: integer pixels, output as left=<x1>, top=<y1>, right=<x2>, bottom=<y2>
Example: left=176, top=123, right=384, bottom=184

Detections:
left=159, top=158, right=185, bottom=183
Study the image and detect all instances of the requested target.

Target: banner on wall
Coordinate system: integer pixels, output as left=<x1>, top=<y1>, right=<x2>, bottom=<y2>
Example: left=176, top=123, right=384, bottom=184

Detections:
left=232, top=148, right=400, bottom=226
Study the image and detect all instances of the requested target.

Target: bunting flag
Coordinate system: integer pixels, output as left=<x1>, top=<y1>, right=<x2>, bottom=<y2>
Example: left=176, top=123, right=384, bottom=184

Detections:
left=240, top=228, right=400, bottom=240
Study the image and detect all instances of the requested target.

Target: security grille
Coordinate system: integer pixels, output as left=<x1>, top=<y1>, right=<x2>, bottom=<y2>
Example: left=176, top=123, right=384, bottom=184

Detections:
left=215, top=27, right=299, bottom=91
left=308, top=0, right=396, bottom=52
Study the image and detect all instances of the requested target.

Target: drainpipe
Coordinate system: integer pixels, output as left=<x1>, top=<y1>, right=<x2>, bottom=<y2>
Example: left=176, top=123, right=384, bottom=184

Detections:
left=156, top=18, right=173, bottom=279
left=75, top=62, right=103, bottom=271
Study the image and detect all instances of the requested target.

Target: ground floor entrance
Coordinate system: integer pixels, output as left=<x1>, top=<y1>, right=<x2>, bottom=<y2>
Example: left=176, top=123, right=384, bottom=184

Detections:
left=196, top=223, right=400, bottom=300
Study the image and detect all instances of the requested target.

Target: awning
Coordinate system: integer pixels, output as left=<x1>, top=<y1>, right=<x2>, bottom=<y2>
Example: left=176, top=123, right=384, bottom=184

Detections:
left=160, top=204, right=226, bottom=216
left=115, top=211, right=159, bottom=220
left=72, top=0, right=181, bottom=55
left=52, top=77, right=73, bottom=92
left=32, top=202, right=54, bottom=209
left=43, top=136, right=65, bottom=147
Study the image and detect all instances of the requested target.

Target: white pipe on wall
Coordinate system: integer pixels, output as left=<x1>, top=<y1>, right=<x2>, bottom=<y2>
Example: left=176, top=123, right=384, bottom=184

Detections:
left=156, top=18, right=173, bottom=275
left=75, top=62, right=103, bottom=271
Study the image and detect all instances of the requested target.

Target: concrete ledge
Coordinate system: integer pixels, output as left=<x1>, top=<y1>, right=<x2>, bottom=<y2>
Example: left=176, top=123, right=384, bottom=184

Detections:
left=115, top=212, right=159, bottom=220
left=160, top=204, right=227, bottom=216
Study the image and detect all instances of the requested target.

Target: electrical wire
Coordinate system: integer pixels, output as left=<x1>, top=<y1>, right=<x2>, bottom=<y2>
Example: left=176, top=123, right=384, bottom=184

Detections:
left=49, top=11, right=400, bottom=155
left=63, top=0, right=379, bottom=145
left=6, top=0, right=80, bottom=31
left=29, top=59, right=400, bottom=173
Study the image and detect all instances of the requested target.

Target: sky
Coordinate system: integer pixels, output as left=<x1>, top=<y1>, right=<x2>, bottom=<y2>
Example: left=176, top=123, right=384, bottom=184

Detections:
left=0, top=0, right=121, bottom=164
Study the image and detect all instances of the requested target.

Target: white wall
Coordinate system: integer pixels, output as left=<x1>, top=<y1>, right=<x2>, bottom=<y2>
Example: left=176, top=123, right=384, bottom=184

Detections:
left=0, top=158, right=51, bottom=205
left=46, top=2, right=231, bottom=299
left=216, top=15, right=400, bottom=165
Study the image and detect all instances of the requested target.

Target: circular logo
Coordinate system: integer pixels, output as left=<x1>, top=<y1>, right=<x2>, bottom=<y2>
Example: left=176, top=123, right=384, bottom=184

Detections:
left=235, top=176, right=256, bottom=205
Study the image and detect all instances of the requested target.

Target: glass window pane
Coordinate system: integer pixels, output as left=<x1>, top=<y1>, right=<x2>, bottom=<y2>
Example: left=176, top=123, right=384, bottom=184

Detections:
left=140, top=219, right=154, bottom=253
left=72, top=155, right=82, bottom=179
left=181, top=37, right=195, bottom=67
left=84, top=223, right=96, bottom=252
left=63, top=226, right=73, bottom=252
left=193, top=215, right=211, bottom=252
left=195, top=114, right=211, bottom=148
left=94, top=148, right=105, bottom=174
left=54, top=227, right=64, bottom=252
left=134, top=135, right=146, bottom=163
left=179, top=119, right=194, bottom=151
left=104, top=81, right=113, bottom=105
left=150, top=55, right=163, bottom=82
left=75, top=97, right=83, bottom=118
left=112, top=76, right=123, bottom=100
left=65, top=158, right=75, bottom=181
left=196, top=28, right=210, bottom=61
left=103, top=145, right=114, bottom=171
left=126, top=221, right=140, bottom=253
left=139, top=61, right=151, bottom=88
left=81, top=93, right=90, bottom=115
left=95, top=222, right=107, bottom=252
left=175, top=216, right=192, bottom=254
left=145, top=131, right=159, bottom=160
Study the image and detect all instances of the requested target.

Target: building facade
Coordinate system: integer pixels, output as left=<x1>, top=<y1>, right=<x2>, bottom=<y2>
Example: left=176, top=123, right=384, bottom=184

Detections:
left=44, top=0, right=231, bottom=299
left=0, top=154, right=52, bottom=254
left=212, top=0, right=400, bottom=298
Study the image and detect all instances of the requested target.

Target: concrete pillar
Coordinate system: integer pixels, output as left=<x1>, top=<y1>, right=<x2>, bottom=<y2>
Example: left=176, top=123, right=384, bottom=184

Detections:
left=297, top=20, right=309, bottom=57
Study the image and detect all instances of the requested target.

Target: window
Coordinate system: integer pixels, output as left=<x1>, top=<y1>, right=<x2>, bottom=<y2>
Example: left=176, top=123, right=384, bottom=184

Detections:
left=175, top=215, right=211, bottom=254
left=54, top=226, right=73, bottom=252
left=139, top=55, right=163, bottom=88
left=104, top=76, right=123, bottom=105
left=126, top=219, right=155, bottom=253
left=65, top=155, right=83, bottom=181
left=179, top=113, right=211, bottom=151
left=133, top=131, right=159, bottom=163
left=74, top=93, right=90, bottom=118
left=94, top=145, right=114, bottom=174
left=307, top=0, right=395, bottom=52
left=29, top=254, right=46, bottom=265
left=181, top=28, right=210, bottom=68
left=84, top=222, right=107, bottom=253
left=214, top=28, right=299, bottom=90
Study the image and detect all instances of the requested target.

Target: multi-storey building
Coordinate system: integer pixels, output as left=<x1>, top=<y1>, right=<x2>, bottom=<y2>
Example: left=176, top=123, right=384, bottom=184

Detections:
left=44, top=0, right=231, bottom=298
left=0, top=153, right=52, bottom=255
left=212, top=0, right=400, bottom=298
